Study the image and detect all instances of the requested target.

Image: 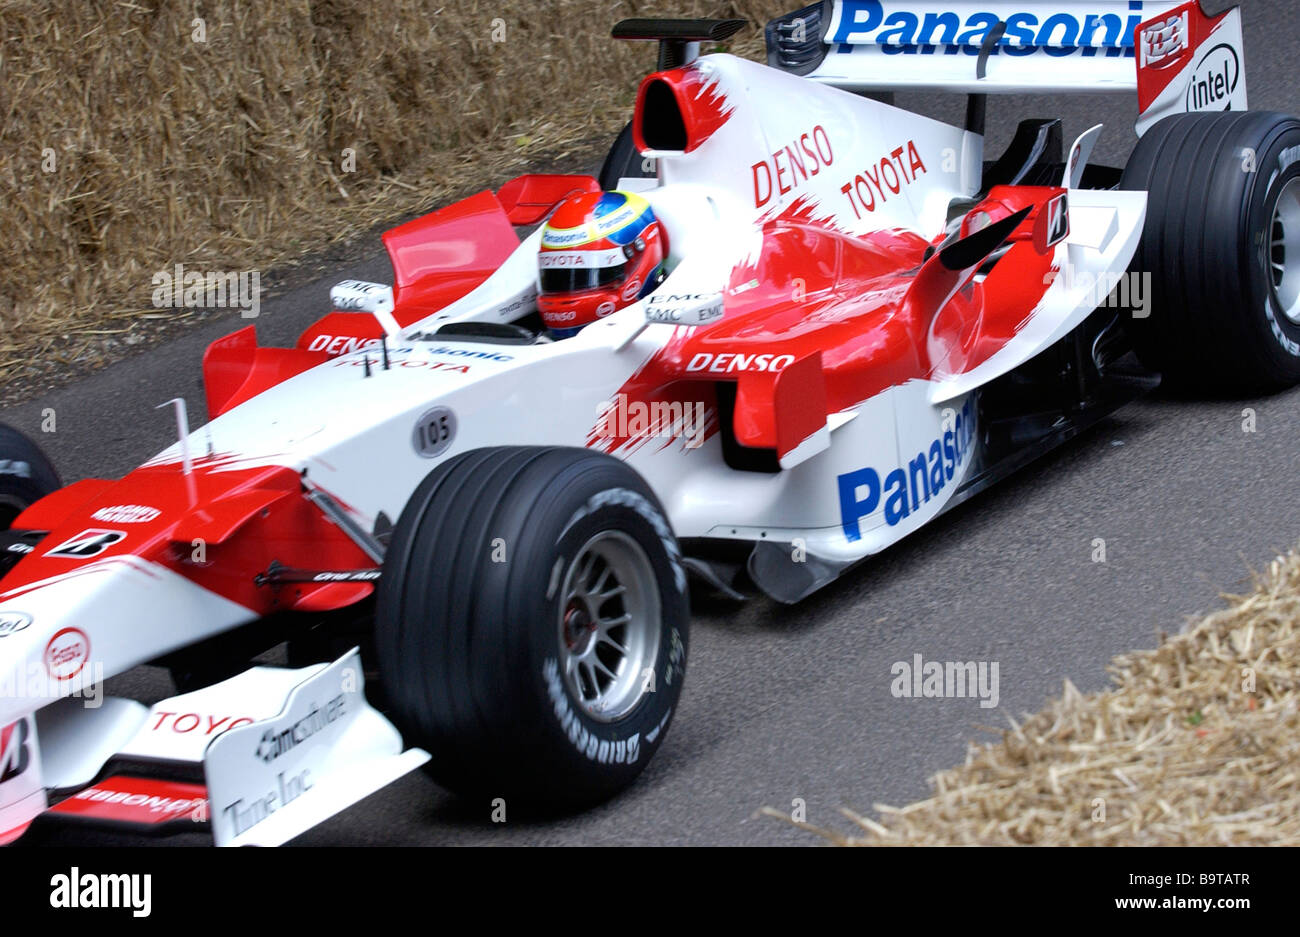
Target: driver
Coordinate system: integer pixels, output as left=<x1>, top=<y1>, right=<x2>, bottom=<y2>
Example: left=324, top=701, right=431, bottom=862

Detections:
left=537, top=190, right=667, bottom=339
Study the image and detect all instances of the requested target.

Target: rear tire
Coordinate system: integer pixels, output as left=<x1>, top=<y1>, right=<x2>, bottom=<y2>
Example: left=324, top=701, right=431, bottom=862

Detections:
left=0, top=424, right=59, bottom=530
left=598, top=122, right=657, bottom=190
left=376, top=446, right=689, bottom=810
left=1121, top=111, right=1300, bottom=392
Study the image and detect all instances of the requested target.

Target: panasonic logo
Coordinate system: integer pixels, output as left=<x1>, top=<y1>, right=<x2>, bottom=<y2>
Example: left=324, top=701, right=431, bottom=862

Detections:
left=428, top=346, right=513, bottom=362
left=838, top=398, right=975, bottom=540
left=541, top=229, right=589, bottom=247
left=829, top=1, right=1143, bottom=57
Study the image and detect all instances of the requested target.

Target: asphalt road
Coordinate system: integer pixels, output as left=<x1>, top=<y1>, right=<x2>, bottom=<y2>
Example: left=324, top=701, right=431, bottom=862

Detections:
left=6, top=0, right=1300, bottom=846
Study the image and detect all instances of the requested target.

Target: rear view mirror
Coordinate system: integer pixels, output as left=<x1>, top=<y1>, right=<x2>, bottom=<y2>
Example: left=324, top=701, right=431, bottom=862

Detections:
left=331, top=279, right=394, bottom=315
left=645, top=290, right=724, bottom=326
left=330, top=279, right=401, bottom=338
left=617, top=289, right=725, bottom=351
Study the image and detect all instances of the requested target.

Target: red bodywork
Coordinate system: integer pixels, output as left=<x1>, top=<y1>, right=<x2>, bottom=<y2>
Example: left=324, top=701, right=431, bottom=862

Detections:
left=204, top=186, right=541, bottom=421
left=633, top=66, right=735, bottom=154
left=594, top=185, right=1063, bottom=460
left=4, top=460, right=374, bottom=615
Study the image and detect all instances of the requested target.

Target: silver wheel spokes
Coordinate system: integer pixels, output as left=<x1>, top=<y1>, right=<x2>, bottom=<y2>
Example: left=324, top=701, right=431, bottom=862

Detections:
left=1270, top=177, right=1300, bottom=324
left=558, top=530, right=659, bottom=723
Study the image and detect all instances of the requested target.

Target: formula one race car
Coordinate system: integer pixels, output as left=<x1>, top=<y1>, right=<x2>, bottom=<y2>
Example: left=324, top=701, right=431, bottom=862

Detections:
left=3, top=0, right=1298, bottom=844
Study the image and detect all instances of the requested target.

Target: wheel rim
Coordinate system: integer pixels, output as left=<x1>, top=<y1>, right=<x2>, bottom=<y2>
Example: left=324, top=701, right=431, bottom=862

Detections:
left=556, top=530, right=659, bottom=723
left=1269, top=177, right=1300, bottom=324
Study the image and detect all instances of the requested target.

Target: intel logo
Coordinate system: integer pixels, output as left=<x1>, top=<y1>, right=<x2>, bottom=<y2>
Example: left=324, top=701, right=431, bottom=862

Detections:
left=1187, top=43, right=1240, bottom=112
left=0, top=611, right=33, bottom=637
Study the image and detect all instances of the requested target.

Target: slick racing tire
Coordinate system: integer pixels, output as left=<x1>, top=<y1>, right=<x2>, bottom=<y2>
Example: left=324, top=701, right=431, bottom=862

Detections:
left=598, top=121, right=657, bottom=190
left=376, top=446, right=689, bottom=809
left=1121, top=111, right=1300, bottom=392
left=0, top=423, right=60, bottom=529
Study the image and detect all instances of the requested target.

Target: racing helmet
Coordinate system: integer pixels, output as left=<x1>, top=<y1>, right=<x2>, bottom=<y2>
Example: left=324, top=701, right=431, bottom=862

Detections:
left=537, top=190, right=667, bottom=338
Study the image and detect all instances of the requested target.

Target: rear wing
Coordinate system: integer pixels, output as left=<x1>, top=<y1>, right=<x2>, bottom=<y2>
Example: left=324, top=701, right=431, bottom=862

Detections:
left=765, top=1, right=1247, bottom=135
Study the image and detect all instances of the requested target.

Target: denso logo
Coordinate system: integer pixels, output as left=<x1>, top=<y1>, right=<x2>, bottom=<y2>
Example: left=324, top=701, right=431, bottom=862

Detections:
left=686, top=352, right=795, bottom=373
left=838, top=398, right=975, bottom=540
left=309, top=334, right=381, bottom=356
left=829, top=1, right=1142, bottom=57
left=753, top=126, right=834, bottom=208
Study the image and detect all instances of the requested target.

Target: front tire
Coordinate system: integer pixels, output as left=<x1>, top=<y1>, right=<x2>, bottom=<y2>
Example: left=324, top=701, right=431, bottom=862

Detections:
left=376, top=447, right=689, bottom=809
left=1122, top=111, right=1300, bottom=392
left=0, top=424, right=59, bottom=530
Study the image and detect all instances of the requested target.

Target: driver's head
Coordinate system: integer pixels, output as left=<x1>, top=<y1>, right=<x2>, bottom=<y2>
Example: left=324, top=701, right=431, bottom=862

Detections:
left=537, top=190, right=666, bottom=338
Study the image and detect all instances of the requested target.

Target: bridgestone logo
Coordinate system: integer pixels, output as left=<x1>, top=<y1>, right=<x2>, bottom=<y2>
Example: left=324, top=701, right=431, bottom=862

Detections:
left=543, top=659, right=640, bottom=765
left=566, top=488, right=686, bottom=593
left=45, top=529, right=125, bottom=558
left=0, top=718, right=31, bottom=783
left=1279, top=144, right=1300, bottom=175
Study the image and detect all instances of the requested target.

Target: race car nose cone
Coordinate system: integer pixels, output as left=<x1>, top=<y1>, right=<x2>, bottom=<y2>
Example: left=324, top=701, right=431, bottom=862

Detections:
left=0, top=553, right=254, bottom=727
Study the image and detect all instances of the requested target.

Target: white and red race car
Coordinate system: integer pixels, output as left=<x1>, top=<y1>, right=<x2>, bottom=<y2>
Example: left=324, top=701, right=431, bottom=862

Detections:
left=2, top=1, right=1297, bottom=845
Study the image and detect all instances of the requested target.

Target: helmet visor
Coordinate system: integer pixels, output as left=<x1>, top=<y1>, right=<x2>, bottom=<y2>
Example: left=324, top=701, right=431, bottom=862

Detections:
left=540, top=263, right=627, bottom=294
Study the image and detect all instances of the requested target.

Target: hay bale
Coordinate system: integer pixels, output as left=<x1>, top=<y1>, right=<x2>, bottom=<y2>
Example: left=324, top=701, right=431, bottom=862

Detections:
left=766, top=551, right=1300, bottom=845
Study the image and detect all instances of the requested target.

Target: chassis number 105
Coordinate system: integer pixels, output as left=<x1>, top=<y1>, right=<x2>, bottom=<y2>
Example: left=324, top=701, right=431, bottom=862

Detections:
left=412, top=406, right=457, bottom=458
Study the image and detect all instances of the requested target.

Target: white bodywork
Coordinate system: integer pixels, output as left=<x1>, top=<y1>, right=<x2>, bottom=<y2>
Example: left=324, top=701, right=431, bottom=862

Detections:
left=7, top=651, right=427, bottom=846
